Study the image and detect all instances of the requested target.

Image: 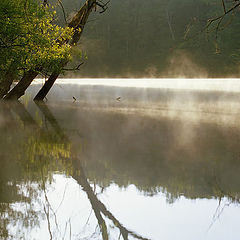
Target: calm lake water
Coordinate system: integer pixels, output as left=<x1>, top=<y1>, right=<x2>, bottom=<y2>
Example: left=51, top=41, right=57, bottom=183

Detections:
left=1, top=79, right=240, bottom=240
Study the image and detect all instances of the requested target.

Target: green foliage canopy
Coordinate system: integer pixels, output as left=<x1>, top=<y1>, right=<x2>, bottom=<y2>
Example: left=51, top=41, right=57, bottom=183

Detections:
left=0, top=0, right=73, bottom=81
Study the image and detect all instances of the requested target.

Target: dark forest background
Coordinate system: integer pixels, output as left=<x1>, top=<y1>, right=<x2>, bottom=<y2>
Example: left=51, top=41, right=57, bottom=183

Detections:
left=55, top=0, right=240, bottom=78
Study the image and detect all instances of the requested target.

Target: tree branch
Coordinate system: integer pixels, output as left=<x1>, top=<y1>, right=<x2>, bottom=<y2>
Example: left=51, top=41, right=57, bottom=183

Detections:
left=56, top=0, right=67, bottom=24
left=62, top=62, right=84, bottom=71
left=222, top=0, right=226, bottom=14
left=207, top=1, right=240, bottom=29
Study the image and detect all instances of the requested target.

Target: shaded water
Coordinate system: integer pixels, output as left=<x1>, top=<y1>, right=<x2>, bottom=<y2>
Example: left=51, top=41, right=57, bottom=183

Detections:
left=1, top=79, right=240, bottom=240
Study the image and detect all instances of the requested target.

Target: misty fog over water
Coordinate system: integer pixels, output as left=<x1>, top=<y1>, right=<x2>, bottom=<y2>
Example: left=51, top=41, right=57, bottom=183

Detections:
left=30, top=78, right=240, bottom=118
left=1, top=78, right=240, bottom=239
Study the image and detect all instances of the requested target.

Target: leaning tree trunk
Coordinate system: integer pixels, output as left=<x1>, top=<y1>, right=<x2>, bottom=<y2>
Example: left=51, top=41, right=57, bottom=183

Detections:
left=4, top=0, right=97, bottom=101
left=4, top=70, right=39, bottom=100
left=0, top=72, right=15, bottom=99
left=33, top=71, right=61, bottom=101
left=34, top=0, right=96, bottom=101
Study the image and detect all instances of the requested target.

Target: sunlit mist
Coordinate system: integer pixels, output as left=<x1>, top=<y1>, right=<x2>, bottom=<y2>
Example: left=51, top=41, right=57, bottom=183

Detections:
left=34, top=78, right=240, bottom=92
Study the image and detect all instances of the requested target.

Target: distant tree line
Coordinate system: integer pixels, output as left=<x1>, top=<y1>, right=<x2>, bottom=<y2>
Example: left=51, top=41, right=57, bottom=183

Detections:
left=69, top=0, right=240, bottom=78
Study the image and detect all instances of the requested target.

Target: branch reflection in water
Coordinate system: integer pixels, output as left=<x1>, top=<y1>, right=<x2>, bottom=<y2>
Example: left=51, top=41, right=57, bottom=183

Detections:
left=1, top=83, right=240, bottom=240
left=0, top=101, right=151, bottom=240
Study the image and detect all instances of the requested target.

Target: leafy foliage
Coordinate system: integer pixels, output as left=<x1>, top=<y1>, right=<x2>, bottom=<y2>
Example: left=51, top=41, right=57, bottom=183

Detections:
left=0, top=0, right=73, bottom=81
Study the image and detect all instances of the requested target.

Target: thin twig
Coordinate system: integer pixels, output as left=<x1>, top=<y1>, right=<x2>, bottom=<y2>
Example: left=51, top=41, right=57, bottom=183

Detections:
left=222, top=0, right=226, bottom=13
left=63, top=62, right=84, bottom=71
left=57, top=0, right=67, bottom=24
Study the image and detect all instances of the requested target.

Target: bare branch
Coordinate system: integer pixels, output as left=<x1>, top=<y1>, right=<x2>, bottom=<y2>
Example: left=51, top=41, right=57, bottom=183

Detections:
left=207, top=1, right=240, bottom=29
left=222, top=0, right=226, bottom=14
left=96, top=0, right=110, bottom=14
left=62, top=62, right=84, bottom=71
left=201, top=0, right=240, bottom=51
left=56, top=0, right=67, bottom=24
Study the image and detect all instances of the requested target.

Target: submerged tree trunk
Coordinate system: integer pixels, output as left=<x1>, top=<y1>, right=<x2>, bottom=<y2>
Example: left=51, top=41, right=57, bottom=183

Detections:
left=4, top=0, right=97, bottom=101
left=33, top=71, right=60, bottom=101
left=34, top=0, right=97, bottom=101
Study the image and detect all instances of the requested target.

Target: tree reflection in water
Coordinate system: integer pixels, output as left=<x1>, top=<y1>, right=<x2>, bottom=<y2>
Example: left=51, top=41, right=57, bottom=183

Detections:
left=1, top=99, right=240, bottom=239
left=0, top=101, right=151, bottom=240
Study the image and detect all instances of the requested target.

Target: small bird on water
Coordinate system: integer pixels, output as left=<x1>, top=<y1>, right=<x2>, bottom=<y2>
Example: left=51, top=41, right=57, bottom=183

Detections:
left=116, top=97, right=121, bottom=101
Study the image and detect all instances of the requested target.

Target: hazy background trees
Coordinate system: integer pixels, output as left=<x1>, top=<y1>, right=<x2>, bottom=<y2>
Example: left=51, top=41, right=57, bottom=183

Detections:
left=57, top=0, right=240, bottom=78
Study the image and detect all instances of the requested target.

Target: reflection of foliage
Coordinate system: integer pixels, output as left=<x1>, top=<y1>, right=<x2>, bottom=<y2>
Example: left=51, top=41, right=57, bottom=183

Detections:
left=24, top=136, right=71, bottom=167
left=1, top=100, right=240, bottom=239
left=0, top=103, right=72, bottom=239
left=0, top=183, right=43, bottom=239
left=34, top=102, right=151, bottom=240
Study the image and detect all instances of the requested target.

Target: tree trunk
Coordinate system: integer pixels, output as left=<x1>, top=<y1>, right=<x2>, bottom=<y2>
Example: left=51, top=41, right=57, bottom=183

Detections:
left=34, top=71, right=60, bottom=101
left=34, top=0, right=97, bottom=101
left=0, top=73, right=15, bottom=99
left=4, top=70, right=39, bottom=100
